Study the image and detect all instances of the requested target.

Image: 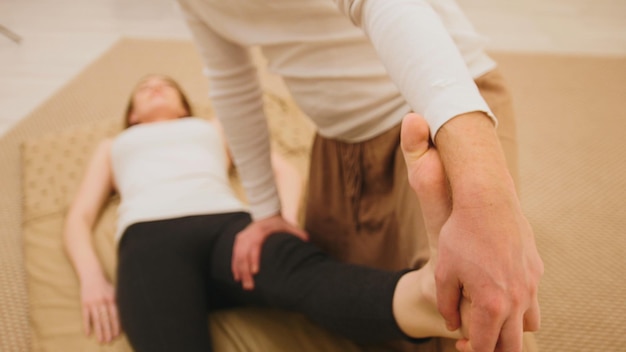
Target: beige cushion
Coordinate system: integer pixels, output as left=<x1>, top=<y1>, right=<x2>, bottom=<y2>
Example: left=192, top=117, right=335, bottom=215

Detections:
left=20, top=103, right=370, bottom=351
left=22, top=118, right=130, bottom=351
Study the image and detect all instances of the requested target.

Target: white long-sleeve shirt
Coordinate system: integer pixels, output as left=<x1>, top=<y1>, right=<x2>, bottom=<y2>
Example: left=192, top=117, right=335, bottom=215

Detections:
left=177, top=0, right=497, bottom=220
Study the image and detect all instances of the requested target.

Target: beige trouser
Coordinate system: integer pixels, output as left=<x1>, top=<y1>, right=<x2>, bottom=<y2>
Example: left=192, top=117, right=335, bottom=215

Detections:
left=305, top=68, right=536, bottom=352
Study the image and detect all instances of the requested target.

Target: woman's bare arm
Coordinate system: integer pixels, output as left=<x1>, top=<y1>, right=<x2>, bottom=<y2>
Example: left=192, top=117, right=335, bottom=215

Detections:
left=64, top=139, right=115, bottom=282
left=63, top=138, right=120, bottom=343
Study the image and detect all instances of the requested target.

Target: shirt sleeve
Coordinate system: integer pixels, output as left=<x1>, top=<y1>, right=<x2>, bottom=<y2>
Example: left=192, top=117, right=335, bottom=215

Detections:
left=333, top=0, right=497, bottom=139
left=178, top=2, right=280, bottom=220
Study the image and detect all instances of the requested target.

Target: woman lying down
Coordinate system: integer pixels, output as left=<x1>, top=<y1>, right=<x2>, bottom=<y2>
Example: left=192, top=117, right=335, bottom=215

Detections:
left=63, top=74, right=467, bottom=352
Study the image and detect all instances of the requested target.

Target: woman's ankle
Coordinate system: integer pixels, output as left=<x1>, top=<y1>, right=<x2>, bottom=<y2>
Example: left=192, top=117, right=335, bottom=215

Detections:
left=392, top=266, right=462, bottom=340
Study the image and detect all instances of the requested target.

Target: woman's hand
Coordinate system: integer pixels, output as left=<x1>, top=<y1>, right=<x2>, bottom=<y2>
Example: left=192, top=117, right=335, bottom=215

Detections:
left=80, top=275, right=121, bottom=344
left=232, top=214, right=308, bottom=290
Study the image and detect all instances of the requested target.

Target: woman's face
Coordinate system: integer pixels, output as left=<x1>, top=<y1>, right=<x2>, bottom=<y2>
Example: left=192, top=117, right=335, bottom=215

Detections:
left=128, top=76, right=189, bottom=125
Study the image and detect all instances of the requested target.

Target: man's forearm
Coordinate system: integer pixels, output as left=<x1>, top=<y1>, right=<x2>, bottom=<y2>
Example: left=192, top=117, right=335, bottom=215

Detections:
left=435, top=111, right=518, bottom=209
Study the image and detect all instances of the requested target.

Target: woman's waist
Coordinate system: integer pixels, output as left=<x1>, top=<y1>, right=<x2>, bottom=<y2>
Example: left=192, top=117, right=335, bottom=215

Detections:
left=116, top=192, right=246, bottom=235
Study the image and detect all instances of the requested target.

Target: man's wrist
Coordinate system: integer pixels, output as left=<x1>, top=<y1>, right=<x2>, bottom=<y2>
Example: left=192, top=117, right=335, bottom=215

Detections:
left=435, top=111, right=518, bottom=206
left=250, top=199, right=282, bottom=221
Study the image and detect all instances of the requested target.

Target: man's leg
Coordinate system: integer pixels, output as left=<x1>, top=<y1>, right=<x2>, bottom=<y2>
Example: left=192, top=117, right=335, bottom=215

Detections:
left=304, top=128, right=445, bottom=352
left=305, top=126, right=423, bottom=271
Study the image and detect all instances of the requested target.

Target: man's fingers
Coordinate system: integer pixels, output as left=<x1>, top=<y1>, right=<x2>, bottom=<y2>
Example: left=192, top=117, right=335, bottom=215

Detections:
left=232, top=216, right=307, bottom=290
left=237, top=256, right=249, bottom=287
left=466, top=298, right=505, bottom=352
left=495, top=316, right=524, bottom=352
left=231, top=245, right=241, bottom=282
left=231, top=235, right=249, bottom=282
left=452, top=288, right=537, bottom=351
left=459, top=295, right=471, bottom=338
left=240, top=265, right=255, bottom=290
left=291, top=226, right=309, bottom=241
left=523, top=300, right=541, bottom=332
left=238, top=245, right=255, bottom=290
left=242, top=239, right=261, bottom=289
left=231, top=230, right=266, bottom=290
left=249, top=242, right=262, bottom=274
left=455, top=339, right=470, bottom=352
left=435, top=270, right=462, bottom=330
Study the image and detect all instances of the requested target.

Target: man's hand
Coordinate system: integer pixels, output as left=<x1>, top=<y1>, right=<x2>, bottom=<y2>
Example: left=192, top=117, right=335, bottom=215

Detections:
left=80, top=276, right=120, bottom=344
left=436, top=198, right=543, bottom=352
left=432, top=111, right=543, bottom=352
left=232, top=214, right=308, bottom=290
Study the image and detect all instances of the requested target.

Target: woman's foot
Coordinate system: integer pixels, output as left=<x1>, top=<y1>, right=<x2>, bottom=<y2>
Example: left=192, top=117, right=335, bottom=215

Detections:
left=400, top=113, right=450, bottom=253
left=392, top=113, right=461, bottom=339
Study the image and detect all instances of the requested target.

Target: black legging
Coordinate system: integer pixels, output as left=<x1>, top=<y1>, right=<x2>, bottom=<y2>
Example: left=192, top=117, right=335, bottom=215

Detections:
left=116, top=212, right=410, bottom=351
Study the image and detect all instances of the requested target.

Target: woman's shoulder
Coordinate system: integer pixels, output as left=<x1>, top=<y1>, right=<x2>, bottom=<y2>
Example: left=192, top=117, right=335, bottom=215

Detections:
left=87, top=138, right=114, bottom=165
left=96, top=138, right=114, bottom=152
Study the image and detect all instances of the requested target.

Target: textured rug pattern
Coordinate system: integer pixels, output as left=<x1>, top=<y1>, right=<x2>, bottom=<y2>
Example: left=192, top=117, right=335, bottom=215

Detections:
left=493, top=52, right=626, bottom=352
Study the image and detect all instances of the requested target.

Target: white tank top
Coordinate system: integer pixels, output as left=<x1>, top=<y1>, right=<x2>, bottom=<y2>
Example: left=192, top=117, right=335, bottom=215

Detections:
left=111, top=118, right=246, bottom=240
